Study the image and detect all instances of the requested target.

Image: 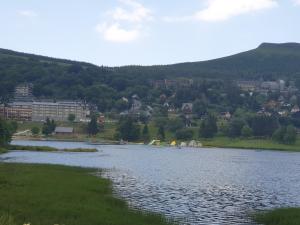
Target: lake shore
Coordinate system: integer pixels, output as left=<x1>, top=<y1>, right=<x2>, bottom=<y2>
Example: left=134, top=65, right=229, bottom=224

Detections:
left=0, top=163, right=173, bottom=225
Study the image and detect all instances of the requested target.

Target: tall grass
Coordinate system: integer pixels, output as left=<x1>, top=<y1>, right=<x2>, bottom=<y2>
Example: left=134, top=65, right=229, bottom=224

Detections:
left=0, top=214, right=16, bottom=225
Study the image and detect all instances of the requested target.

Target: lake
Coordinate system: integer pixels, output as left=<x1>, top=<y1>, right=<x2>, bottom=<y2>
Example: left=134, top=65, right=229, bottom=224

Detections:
left=1, top=140, right=300, bottom=225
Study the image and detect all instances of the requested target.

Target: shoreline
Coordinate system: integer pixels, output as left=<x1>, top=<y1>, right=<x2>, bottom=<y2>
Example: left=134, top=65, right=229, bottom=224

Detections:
left=11, top=136, right=300, bottom=153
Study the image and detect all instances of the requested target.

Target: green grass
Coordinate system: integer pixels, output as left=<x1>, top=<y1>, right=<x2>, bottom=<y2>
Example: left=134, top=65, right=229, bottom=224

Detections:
left=201, top=137, right=300, bottom=152
left=0, top=163, right=173, bottom=225
left=254, top=208, right=300, bottom=225
left=0, top=148, right=7, bottom=154
left=8, top=145, right=97, bottom=152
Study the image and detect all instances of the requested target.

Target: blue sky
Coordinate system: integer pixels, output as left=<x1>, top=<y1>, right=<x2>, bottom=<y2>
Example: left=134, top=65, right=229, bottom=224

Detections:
left=1, top=0, right=300, bottom=66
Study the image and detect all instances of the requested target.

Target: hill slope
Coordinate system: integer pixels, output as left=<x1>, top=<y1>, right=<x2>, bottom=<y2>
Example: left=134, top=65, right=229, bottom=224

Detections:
left=1, top=42, right=300, bottom=108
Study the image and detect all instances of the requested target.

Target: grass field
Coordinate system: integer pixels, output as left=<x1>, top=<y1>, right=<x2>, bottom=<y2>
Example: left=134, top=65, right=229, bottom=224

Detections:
left=15, top=121, right=300, bottom=151
left=201, top=137, right=300, bottom=152
left=0, top=163, right=173, bottom=225
left=254, top=208, right=300, bottom=225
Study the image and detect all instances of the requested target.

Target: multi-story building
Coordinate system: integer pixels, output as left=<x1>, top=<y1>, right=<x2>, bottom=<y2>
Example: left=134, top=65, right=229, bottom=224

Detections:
left=32, top=101, right=90, bottom=122
left=0, top=102, right=32, bottom=121
left=14, top=83, right=34, bottom=102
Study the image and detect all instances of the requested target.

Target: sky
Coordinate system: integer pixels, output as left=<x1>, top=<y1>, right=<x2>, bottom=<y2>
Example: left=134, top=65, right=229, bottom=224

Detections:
left=1, top=0, right=300, bottom=66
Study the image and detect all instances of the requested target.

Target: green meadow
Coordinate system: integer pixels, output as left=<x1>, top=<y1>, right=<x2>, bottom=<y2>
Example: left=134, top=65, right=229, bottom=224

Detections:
left=0, top=163, right=173, bottom=225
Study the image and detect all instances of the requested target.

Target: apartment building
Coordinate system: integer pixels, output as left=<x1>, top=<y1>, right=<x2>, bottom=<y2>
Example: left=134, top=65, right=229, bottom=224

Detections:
left=0, top=102, right=32, bottom=121
left=32, top=101, right=90, bottom=122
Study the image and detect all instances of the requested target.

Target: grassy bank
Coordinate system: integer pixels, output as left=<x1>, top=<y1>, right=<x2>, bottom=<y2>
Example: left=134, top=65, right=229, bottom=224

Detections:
left=254, top=208, right=300, bottom=225
left=0, top=163, right=173, bottom=225
left=201, top=137, right=300, bottom=152
left=8, top=145, right=97, bottom=152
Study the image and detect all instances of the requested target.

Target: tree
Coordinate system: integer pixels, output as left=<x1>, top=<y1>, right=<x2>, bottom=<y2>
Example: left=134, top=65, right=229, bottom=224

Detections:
left=283, top=125, right=297, bottom=144
left=272, top=125, right=297, bottom=145
left=116, top=116, right=140, bottom=142
left=272, top=126, right=286, bottom=143
left=193, top=99, right=207, bottom=118
left=0, top=118, right=14, bottom=146
left=157, top=125, right=165, bottom=141
left=175, top=129, right=194, bottom=140
left=250, top=115, right=279, bottom=137
left=87, top=115, right=99, bottom=136
left=199, top=113, right=218, bottom=138
left=42, top=118, right=56, bottom=135
left=142, top=124, right=150, bottom=143
left=31, top=127, right=40, bottom=136
left=167, top=118, right=184, bottom=132
left=68, top=114, right=76, bottom=123
left=241, top=125, right=253, bottom=138
left=227, top=118, right=246, bottom=137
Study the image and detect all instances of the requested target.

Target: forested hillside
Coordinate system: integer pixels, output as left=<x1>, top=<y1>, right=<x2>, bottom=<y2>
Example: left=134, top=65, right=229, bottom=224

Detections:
left=1, top=42, right=300, bottom=111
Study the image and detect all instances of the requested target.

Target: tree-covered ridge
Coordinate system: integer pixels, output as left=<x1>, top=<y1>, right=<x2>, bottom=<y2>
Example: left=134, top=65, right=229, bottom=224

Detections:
left=1, top=42, right=300, bottom=111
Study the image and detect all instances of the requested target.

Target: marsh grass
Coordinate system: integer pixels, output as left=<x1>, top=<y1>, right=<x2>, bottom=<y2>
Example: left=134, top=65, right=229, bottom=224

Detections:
left=254, top=208, right=300, bottom=225
left=0, top=163, right=173, bottom=225
left=8, top=145, right=97, bottom=152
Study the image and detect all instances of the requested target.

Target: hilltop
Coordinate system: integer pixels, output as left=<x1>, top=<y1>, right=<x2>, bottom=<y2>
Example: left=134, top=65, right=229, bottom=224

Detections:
left=119, top=42, right=300, bottom=80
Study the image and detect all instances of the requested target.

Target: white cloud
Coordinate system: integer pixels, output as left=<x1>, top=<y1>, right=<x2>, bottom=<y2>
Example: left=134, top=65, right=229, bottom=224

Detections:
left=196, top=0, right=278, bottom=22
left=293, top=0, right=300, bottom=5
left=164, top=0, right=277, bottom=23
left=110, top=0, right=153, bottom=22
left=18, top=10, right=38, bottom=18
left=96, top=23, right=140, bottom=42
left=96, top=0, right=152, bottom=43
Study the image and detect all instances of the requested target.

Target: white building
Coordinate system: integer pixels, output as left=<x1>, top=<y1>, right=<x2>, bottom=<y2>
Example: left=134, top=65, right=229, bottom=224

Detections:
left=32, top=101, right=90, bottom=122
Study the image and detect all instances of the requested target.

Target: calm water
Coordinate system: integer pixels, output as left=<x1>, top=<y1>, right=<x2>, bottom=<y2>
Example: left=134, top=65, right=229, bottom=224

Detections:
left=1, top=140, right=300, bottom=225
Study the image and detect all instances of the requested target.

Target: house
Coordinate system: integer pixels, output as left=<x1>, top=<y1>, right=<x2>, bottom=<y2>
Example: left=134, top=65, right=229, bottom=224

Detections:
left=130, top=99, right=142, bottom=113
left=181, top=103, right=193, bottom=114
left=291, top=105, right=300, bottom=114
left=237, top=81, right=259, bottom=92
left=264, top=100, right=279, bottom=110
left=278, top=110, right=289, bottom=117
left=54, top=127, right=74, bottom=135
left=220, top=112, right=231, bottom=120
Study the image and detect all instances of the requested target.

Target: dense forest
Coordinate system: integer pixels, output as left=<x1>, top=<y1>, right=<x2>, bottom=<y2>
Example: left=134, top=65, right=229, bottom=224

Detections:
left=1, top=42, right=300, bottom=112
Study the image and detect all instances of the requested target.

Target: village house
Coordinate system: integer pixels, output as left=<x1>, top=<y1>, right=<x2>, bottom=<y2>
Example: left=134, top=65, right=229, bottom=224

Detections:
left=181, top=103, right=193, bottom=114
left=291, top=105, right=300, bottom=114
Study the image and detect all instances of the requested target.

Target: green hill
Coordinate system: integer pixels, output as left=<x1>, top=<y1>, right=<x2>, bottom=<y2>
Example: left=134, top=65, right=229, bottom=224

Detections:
left=1, top=42, right=300, bottom=110
left=117, top=42, right=300, bottom=80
